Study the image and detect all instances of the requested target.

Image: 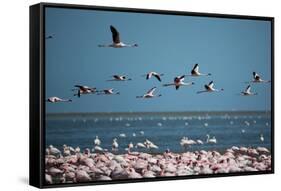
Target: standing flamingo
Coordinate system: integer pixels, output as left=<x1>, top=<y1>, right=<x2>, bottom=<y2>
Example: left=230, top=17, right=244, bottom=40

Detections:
left=94, top=136, right=101, bottom=146
left=206, top=134, right=217, bottom=144
left=112, top=138, right=119, bottom=151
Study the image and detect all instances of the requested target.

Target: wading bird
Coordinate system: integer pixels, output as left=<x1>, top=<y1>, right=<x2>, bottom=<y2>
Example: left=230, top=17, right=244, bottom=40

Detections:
left=94, top=136, right=101, bottom=146
left=180, top=137, right=196, bottom=151
left=260, top=134, right=264, bottom=142
left=206, top=134, right=217, bottom=144
left=112, top=138, right=119, bottom=151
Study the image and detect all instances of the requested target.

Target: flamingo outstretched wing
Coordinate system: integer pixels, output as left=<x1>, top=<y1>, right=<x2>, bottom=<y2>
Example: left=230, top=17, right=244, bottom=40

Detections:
left=110, top=25, right=120, bottom=43
left=147, top=87, right=156, bottom=94
left=191, top=63, right=199, bottom=73
left=253, top=72, right=260, bottom=81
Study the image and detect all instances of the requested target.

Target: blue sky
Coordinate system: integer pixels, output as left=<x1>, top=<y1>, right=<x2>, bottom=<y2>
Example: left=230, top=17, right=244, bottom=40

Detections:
left=45, top=7, right=272, bottom=113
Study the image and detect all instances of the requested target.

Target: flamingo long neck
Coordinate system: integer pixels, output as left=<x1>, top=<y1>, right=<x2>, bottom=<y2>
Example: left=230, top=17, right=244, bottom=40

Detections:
left=124, top=43, right=137, bottom=47
left=201, top=73, right=210, bottom=76
left=99, top=44, right=111, bottom=47
left=183, top=82, right=193, bottom=86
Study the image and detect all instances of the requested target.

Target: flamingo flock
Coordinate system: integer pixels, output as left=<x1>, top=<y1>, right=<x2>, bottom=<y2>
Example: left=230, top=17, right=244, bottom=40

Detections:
left=91, top=136, right=160, bottom=153
left=45, top=144, right=271, bottom=184
left=46, top=25, right=270, bottom=102
left=46, top=25, right=270, bottom=101
left=45, top=25, right=272, bottom=183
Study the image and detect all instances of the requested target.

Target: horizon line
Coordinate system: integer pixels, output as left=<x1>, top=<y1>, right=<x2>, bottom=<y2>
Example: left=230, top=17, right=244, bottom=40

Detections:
left=46, top=110, right=271, bottom=115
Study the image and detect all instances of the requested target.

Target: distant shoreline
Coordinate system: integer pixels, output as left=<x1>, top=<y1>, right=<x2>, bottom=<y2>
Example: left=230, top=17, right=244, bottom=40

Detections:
left=46, top=110, right=271, bottom=118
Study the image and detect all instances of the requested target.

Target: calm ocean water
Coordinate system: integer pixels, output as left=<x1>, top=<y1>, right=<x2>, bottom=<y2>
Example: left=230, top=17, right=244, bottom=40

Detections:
left=46, top=111, right=271, bottom=154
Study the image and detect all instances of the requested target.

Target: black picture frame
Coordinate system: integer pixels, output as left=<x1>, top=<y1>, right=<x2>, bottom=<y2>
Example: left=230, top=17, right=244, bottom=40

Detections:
left=30, top=2, right=274, bottom=188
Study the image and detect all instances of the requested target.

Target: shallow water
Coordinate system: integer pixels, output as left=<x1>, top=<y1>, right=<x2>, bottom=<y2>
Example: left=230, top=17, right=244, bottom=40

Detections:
left=46, top=111, right=271, bottom=154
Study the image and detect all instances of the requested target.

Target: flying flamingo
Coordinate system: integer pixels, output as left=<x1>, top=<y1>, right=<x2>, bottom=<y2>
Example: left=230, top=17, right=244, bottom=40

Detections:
left=97, top=88, right=120, bottom=95
left=72, top=85, right=97, bottom=97
left=136, top=87, right=162, bottom=99
left=107, top=75, right=132, bottom=81
left=187, top=63, right=211, bottom=77
left=98, top=25, right=138, bottom=48
left=143, top=72, right=164, bottom=82
left=250, top=72, right=271, bottom=83
left=163, top=75, right=194, bottom=90
left=46, top=35, right=54, bottom=39
left=197, top=81, right=224, bottom=94
left=46, top=97, right=72, bottom=103
left=240, top=85, right=257, bottom=96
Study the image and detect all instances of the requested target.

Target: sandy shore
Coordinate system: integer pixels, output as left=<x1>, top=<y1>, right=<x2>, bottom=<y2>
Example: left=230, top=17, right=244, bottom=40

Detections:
left=45, top=146, right=271, bottom=184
